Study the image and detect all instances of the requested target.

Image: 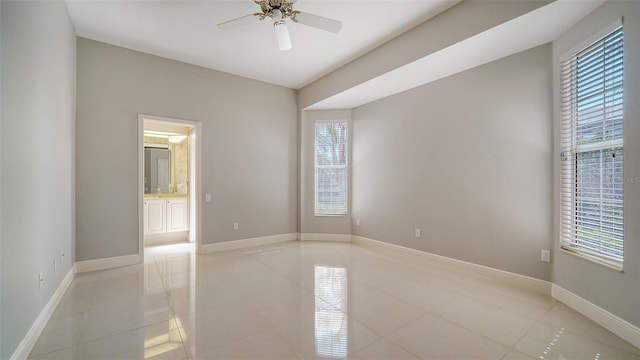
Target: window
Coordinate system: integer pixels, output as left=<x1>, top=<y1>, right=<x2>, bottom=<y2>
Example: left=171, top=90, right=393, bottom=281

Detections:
left=315, top=121, right=348, bottom=215
left=560, top=24, right=624, bottom=267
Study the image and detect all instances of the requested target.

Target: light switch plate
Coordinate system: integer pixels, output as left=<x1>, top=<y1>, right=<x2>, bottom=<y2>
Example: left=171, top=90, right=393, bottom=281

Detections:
left=541, top=249, right=551, bottom=262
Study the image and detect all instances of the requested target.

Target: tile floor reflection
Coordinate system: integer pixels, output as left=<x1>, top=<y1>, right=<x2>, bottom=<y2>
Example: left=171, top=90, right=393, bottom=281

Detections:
left=315, top=266, right=348, bottom=358
left=28, top=241, right=640, bottom=359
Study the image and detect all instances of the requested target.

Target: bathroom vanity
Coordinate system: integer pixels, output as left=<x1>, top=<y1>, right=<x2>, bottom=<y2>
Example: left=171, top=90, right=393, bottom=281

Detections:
left=143, top=195, right=189, bottom=235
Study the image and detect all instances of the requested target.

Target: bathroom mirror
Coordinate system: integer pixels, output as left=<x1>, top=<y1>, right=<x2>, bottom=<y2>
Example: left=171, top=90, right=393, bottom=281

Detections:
left=144, top=147, right=171, bottom=194
left=144, top=132, right=190, bottom=195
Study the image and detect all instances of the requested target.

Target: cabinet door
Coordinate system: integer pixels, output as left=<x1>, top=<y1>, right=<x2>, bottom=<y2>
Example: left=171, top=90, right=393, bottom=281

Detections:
left=166, top=199, right=189, bottom=232
left=144, top=200, right=166, bottom=234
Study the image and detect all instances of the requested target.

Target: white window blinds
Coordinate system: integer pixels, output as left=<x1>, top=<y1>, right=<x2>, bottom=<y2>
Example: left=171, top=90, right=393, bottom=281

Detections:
left=315, top=121, right=348, bottom=215
left=560, top=24, right=624, bottom=265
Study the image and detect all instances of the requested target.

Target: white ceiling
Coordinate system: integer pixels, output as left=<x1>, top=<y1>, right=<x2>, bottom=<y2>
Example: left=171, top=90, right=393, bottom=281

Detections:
left=65, top=0, right=459, bottom=89
left=309, top=0, right=606, bottom=109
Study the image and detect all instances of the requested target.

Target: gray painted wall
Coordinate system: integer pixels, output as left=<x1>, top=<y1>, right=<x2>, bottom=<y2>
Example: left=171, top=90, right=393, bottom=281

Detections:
left=552, top=0, right=640, bottom=327
left=0, top=1, right=76, bottom=358
left=300, top=110, right=352, bottom=235
left=76, top=38, right=297, bottom=261
left=352, top=45, right=553, bottom=281
left=0, top=1, right=3, bottom=356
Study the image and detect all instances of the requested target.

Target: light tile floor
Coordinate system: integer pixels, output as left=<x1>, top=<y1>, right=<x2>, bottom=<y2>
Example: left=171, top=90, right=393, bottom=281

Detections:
left=28, top=241, right=640, bottom=359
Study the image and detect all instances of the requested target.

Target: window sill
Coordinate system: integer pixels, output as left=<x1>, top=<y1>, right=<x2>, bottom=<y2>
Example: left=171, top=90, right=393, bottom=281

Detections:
left=560, top=247, right=624, bottom=273
left=314, top=214, right=348, bottom=218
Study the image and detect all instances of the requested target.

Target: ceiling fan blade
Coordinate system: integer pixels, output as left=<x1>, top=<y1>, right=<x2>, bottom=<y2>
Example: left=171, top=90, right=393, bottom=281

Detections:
left=217, top=14, right=260, bottom=30
left=292, top=11, right=342, bottom=33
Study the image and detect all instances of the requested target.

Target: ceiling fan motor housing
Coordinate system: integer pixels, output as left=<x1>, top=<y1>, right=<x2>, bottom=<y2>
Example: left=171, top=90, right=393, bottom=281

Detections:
left=255, top=0, right=299, bottom=22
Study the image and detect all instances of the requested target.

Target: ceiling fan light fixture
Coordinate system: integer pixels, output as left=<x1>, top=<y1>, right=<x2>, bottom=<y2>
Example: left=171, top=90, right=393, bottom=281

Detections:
left=274, top=21, right=292, bottom=51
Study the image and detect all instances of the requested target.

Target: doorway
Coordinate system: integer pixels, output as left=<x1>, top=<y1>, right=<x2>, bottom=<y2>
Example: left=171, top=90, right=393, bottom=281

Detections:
left=138, top=114, right=202, bottom=259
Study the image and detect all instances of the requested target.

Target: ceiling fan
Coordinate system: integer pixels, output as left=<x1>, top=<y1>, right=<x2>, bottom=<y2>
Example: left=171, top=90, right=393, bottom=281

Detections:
left=217, top=0, right=342, bottom=51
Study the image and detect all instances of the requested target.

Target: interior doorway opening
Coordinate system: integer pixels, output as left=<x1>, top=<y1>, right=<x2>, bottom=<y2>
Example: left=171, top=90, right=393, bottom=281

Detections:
left=138, top=114, right=202, bottom=258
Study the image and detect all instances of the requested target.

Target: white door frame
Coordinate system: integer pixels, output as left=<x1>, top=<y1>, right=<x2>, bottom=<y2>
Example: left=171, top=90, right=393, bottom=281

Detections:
left=138, top=114, right=203, bottom=259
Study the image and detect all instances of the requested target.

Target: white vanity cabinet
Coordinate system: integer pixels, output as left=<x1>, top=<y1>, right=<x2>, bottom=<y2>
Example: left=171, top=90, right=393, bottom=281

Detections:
left=166, top=198, right=189, bottom=232
left=144, top=199, right=166, bottom=234
left=144, top=197, right=189, bottom=235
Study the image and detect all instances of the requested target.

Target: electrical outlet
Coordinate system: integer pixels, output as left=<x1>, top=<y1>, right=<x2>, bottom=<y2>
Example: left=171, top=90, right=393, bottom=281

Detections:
left=39, top=273, right=45, bottom=289
left=541, top=249, right=551, bottom=262
left=233, top=222, right=239, bottom=230
left=205, top=193, right=212, bottom=202
left=355, top=218, right=360, bottom=227
left=415, top=228, right=421, bottom=238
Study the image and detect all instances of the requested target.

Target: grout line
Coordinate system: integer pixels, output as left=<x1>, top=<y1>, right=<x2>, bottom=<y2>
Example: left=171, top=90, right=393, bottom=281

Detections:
left=73, top=311, right=89, bottom=351
left=168, top=314, right=191, bottom=360
left=425, top=307, right=514, bottom=351
left=505, top=301, right=562, bottom=359
left=381, top=312, right=433, bottom=359
left=242, top=289, right=308, bottom=357
left=26, top=344, right=77, bottom=360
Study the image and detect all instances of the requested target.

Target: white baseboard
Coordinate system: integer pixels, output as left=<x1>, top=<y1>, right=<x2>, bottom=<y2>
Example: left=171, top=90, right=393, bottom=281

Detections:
left=552, top=284, right=640, bottom=349
left=75, top=254, right=141, bottom=273
left=298, top=233, right=352, bottom=242
left=10, top=264, right=77, bottom=360
left=200, top=233, right=298, bottom=253
left=144, top=231, right=189, bottom=246
left=352, top=235, right=551, bottom=295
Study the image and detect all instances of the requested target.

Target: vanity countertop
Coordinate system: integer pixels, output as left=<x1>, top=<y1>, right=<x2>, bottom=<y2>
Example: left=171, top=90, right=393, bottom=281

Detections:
left=144, top=194, right=189, bottom=199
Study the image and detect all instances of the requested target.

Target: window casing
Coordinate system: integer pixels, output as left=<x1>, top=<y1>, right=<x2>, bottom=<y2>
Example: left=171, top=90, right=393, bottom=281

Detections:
left=560, top=24, right=624, bottom=268
left=314, top=121, right=348, bottom=216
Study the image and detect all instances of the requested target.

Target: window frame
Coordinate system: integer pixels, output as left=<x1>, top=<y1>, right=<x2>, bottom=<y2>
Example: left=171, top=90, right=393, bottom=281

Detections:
left=314, top=119, right=349, bottom=217
left=559, top=20, right=625, bottom=270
